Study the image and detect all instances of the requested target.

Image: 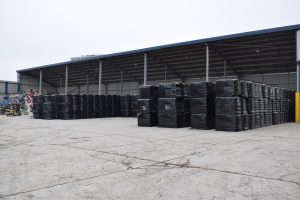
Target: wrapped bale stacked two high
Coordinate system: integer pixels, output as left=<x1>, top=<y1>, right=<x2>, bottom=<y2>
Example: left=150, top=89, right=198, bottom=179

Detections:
left=190, top=82, right=216, bottom=129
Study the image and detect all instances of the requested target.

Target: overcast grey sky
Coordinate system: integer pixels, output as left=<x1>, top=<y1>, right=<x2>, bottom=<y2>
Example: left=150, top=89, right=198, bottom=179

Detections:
left=0, top=0, right=299, bottom=81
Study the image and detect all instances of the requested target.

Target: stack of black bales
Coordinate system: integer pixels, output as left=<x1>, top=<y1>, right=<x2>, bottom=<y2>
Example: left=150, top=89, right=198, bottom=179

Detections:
left=240, top=81, right=249, bottom=130
left=80, top=94, right=88, bottom=119
left=182, top=83, right=191, bottom=127
left=43, top=95, right=56, bottom=119
left=73, top=94, right=81, bottom=119
left=63, top=94, right=73, bottom=120
left=100, top=95, right=107, bottom=118
left=131, top=95, right=138, bottom=117
left=247, top=82, right=258, bottom=129
left=158, top=83, right=185, bottom=128
left=106, top=95, right=113, bottom=117
left=137, top=85, right=158, bottom=126
left=272, top=87, right=280, bottom=124
left=87, top=95, right=94, bottom=118
left=190, top=82, right=215, bottom=129
left=93, top=95, right=100, bottom=118
left=112, top=95, right=119, bottom=117
left=32, top=95, right=44, bottom=119
left=279, top=88, right=287, bottom=123
left=121, top=95, right=132, bottom=117
left=215, top=79, right=242, bottom=132
left=257, top=83, right=265, bottom=127
left=264, top=86, right=272, bottom=126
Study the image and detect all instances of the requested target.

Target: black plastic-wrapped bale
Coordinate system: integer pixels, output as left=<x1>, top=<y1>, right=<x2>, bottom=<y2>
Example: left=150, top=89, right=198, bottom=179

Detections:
left=33, top=95, right=44, bottom=119
left=63, top=94, right=73, bottom=120
left=261, top=84, right=267, bottom=98
left=87, top=95, right=94, bottom=118
left=272, top=112, right=280, bottom=125
left=240, top=81, right=249, bottom=98
left=249, top=114, right=255, bottom=129
left=158, top=113, right=184, bottom=128
left=215, top=114, right=242, bottom=132
left=93, top=95, right=100, bottom=118
left=139, top=85, right=158, bottom=99
left=242, top=114, right=249, bottom=130
left=117, top=95, right=121, bottom=116
left=248, top=98, right=259, bottom=114
left=216, top=79, right=241, bottom=97
left=190, top=97, right=215, bottom=115
left=241, top=98, right=248, bottom=114
left=247, top=82, right=256, bottom=98
left=106, top=95, right=113, bottom=117
left=99, top=95, right=107, bottom=118
left=158, top=98, right=184, bottom=114
left=73, top=94, right=81, bottom=119
left=182, top=83, right=190, bottom=97
left=111, top=95, right=119, bottom=117
left=137, top=99, right=158, bottom=113
left=158, top=83, right=184, bottom=98
left=137, top=113, right=158, bottom=127
left=43, top=95, right=55, bottom=120
left=80, top=94, right=88, bottom=119
left=255, top=114, right=261, bottom=128
left=190, top=82, right=216, bottom=98
left=191, top=114, right=215, bottom=129
left=131, top=95, right=138, bottom=117
left=215, top=97, right=241, bottom=115
left=258, top=98, right=265, bottom=112
left=120, top=96, right=129, bottom=117
left=260, top=112, right=266, bottom=127
left=183, top=112, right=191, bottom=127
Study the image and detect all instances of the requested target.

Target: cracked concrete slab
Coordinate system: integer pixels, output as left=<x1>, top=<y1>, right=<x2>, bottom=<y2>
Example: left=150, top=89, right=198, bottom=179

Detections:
left=0, top=116, right=300, bottom=200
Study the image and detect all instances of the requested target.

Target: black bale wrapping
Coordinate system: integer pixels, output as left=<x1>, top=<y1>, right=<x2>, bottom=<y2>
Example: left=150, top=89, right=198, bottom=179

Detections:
left=138, top=85, right=158, bottom=127
left=240, top=81, right=249, bottom=98
left=158, top=97, right=184, bottom=128
left=99, top=95, right=107, bottom=118
left=131, top=95, right=138, bottom=117
left=73, top=94, right=81, bottom=119
left=63, top=94, right=73, bottom=120
left=106, top=95, right=113, bottom=117
left=93, top=95, right=100, bottom=118
left=216, top=79, right=241, bottom=97
left=80, top=94, right=88, bottom=119
left=183, top=98, right=191, bottom=127
left=87, top=95, right=94, bottom=118
left=43, top=95, right=56, bottom=120
left=215, top=114, right=242, bottom=132
left=158, top=83, right=184, bottom=98
left=112, top=95, right=119, bottom=117
left=215, top=97, right=242, bottom=115
left=190, top=82, right=216, bottom=129
left=121, top=95, right=133, bottom=117
left=139, top=85, right=158, bottom=99
left=33, top=95, right=44, bottom=119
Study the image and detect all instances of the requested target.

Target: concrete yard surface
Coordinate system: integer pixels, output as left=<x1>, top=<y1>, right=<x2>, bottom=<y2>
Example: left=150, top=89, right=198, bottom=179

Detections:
left=0, top=116, right=300, bottom=200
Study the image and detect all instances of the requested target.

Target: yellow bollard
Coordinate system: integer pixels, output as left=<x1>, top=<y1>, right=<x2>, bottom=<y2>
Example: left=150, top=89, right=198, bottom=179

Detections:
left=296, top=92, right=300, bottom=123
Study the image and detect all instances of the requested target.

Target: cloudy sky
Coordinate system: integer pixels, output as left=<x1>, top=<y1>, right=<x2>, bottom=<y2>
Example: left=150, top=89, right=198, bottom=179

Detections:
left=0, top=0, right=299, bottom=81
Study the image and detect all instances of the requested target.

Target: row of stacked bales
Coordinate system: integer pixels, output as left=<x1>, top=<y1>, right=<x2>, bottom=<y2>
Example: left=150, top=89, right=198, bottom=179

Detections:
left=137, top=86, right=158, bottom=126
left=215, top=79, right=243, bottom=131
left=158, top=83, right=186, bottom=128
left=190, top=82, right=216, bottom=129
left=32, top=94, right=138, bottom=120
left=138, top=80, right=296, bottom=131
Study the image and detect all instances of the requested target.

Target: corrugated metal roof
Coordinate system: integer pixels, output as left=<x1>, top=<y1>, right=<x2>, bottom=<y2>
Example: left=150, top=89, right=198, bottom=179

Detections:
left=17, top=24, right=300, bottom=73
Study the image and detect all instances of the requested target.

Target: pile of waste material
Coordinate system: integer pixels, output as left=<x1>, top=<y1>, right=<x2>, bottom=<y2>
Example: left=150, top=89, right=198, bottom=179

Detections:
left=0, top=89, right=39, bottom=115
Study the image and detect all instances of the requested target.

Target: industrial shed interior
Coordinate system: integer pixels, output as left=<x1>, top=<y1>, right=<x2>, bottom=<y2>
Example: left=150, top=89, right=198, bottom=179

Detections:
left=17, top=24, right=300, bottom=111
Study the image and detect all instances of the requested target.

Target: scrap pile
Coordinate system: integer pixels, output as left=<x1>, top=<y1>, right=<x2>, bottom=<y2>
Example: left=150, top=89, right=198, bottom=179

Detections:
left=32, top=94, right=138, bottom=120
left=137, top=80, right=295, bottom=131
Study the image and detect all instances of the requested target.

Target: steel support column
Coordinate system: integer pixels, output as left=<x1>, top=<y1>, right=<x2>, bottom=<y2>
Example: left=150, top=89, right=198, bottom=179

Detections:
left=65, top=66, right=68, bottom=95
left=206, top=45, right=209, bottom=82
left=39, top=70, right=42, bottom=94
left=98, top=60, right=102, bottom=95
left=295, top=30, right=300, bottom=123
left=144, top=52, right=147, bottom=85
